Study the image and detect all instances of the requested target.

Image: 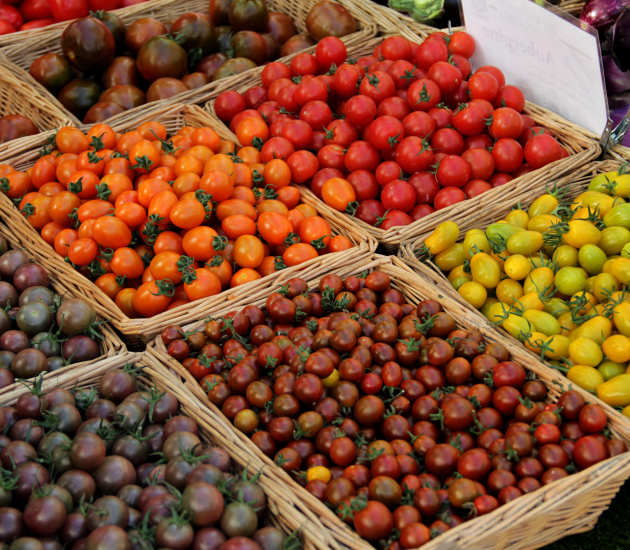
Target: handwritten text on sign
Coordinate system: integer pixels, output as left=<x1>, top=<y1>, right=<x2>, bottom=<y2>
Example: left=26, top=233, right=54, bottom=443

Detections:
left=460, top=0, right=607, bottom=137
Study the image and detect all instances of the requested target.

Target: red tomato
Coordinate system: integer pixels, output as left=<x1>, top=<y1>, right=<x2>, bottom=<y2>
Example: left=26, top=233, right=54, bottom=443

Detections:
left=315, top=36, right=346, bottom=71
left=0, top=19, right=15, bottom=34
left=332, top=63, right=362, bottom=98
left=492, top=138, right=524, bottom=173
left=434, top=186, right=466, bottom=209
left=524, top=134, right=566, bottom=169
left=402, top=111, right=435, bottom=138
left=20, top=18, right=53, bottom=29
left=409, top=172, right=439, bottom=203
left=344, top=95, right=377, bottom=128
left=0, top=6, right=22, bottom=28
left=381, top=180, right=416, bottom=213
left=88, top=0, right=120, bottom=8
left=427, top=61, right=462, bottom=94
left=50, top=0, right=88, bottom=21
left=436, top=155, right=471, bottom=187
left=359, top=71, right=395, bottom=103
left=395, top=136, right=433, bottom=174
left=379, top=209, right=412, bottom=229
left=407, top=78, right=441, bottom=111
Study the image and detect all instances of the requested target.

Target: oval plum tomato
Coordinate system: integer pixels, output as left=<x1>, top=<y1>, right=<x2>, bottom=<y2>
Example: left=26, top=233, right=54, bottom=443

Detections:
left=462, top=148, right=495, bottom=180
left=344, top=95, right=377, bottom=128
left=524, top=134, right=566, bottom=169
left=434, top=187, right=466, bottom=210
left=468, top=71, right=500, bottom=102
left=348, top=170, right=379, bottom=200
left=428, top=61, right=462, bottom=94
left=356, top=199, right=385, bottom=225
left=322, top=177, right=356, bottom=211
left=380, top=210, right=412, bottom=229
left=407, top=78, right=441, bottom=111
left=395, top=136, right=433, bottom=174
left=315, top=36, right=346, bottom=71
left=436, top=155, right=471, bottom=187
left=489, top=107, right=524, bottom=140
left=344, top=141, right=379, bottom=172
left=402, top=111, right=435, bottom=138
left=359, top=71, right=395, bottom=103
left=492, top=138, right=523, bottom=173
left=381, top=180, right=416, bottom=213
left=409, top=172, right=439, bottom=203
left=365, top=116, right=404, bottom=151
left=415, top=38, right=448, bottom=70
left=332, top=63, right=362, bottom=98
left=452, top=103, right=486, bottom=136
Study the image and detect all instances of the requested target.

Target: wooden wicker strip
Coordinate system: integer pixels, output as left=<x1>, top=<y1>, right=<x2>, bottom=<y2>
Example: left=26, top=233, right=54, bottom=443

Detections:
left=0, top=350, right=339, bottom=550
left=149, top=253, right=630, bottom=550
left=1, top=0, right=377, bottom=127
left=558, top=0, right=585, bottom=16
left=0, top=103, right=375, bottom=347
left=608, top=143, right=630, bottom=163
left=205, top=35, right=601, bottom=253
left=0, top=217, right=125, bottom=400
left=0, top=57, right=72, bottom=158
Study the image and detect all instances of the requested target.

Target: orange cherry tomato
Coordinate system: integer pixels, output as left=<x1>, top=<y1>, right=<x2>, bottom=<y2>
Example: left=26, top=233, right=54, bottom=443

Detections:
left=68, top=237, right=98, bottom=266
left=183, top=267, right=222, bottom=301
left=56, top=156, right=78, bottom=186
left=95, top=273, right=122, bottom=299
left=235, top=117, right=269, bottom=146
left=133, top=280, right=173, bottom=317
left=77, top=200, right=114, bottom=222
left=237, top=146, right=260, bottom=164
left=115, top=287, right=137, bottom=317
left=137, top=178, right=172, bottom=207
left=215, top=199, right=257, bottom=221
left=169, top=199, right=206, bottom=229
left=150, top=251, right=183, bottom=284
left=116, top=131, right=143, bottom=155
left=110, top=247, right=144, bottom=279
left=258, top=256, right=278, bottom=276
left=222, top=214, right=257, bottom=239
left=287, top=208, right=305, bottom=232
left=217, top=140, right=236, bottom=154
left=172, top=173, right=200, bottom=197
left=67, top=170, right=99, bottom=200
left=186, top=145, right=214, bottom=164
left=20, top=193, right=51, bottom=229
left=233, top=235, right=265, bottom=268
left=99, top=173, right=133, bottom=202
left=39, top=182, right=65, bottom=197
left=138, top=121, right=167, bottom=141
left=207, top=255, right=232, bottom=287
left=48, top=191, right=81, bottom=227
left=257, top=199, right=288, bottom=215
left=328, top=234, right=353, bottom=252
left=115, top=202, right=146, bottom=228
left=78, top=219, right=97, bottom=239
left=129, top=140, right=161, bottom=174
left=41, top=221, right=63, bottom=245
left=257, top=211, right=293, bottom=246
left=322, top=177, right=356, bottom=211
left=204, top=154, right=235, bottom=181
left=115, top=190, right=139, bottom=207
left=56, top=127, right=89, bottom=154
left=31, top=156, right=57, bottom=189
left=182, top=226, right=219, bottom=261
left=230, top=267, right=261, bottom=287
left=54, top=228, right=78, bottom=256
left=148, top=190, right=178, bottom=225
left=277, top=186, right=301, bottom=209
left=153, top=231, right=183, bottom=254
left=104, top=157, right=133, bottom=179
left=92, top=216, right=132, bottom=248
left=299, top=216, right=331, bottom=249
left=231, top=185, right=255, bottom=204
left=233, top=163, right=252, bottom=188
left=264, top=159, right=291, bottom=189
left=283, top=242, right=318, bottom=266
left=174, top=154, right=204, bottom=177
left=199, top=170, right=234, bottom=202
left=149, top=165, right=175, bottom=181
left=86, top=123, right=117, bottom=150
left=192, top=127, right=220, bottom=151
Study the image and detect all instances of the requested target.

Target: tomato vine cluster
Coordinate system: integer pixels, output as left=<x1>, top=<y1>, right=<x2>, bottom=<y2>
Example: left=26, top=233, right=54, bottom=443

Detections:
left=163, top=270, right=623, bottom=548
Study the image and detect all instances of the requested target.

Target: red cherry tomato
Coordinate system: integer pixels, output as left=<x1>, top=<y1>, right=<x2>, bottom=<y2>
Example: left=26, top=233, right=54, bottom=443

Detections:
left=50, top=0, right=88, bottom=21
left=20, top=0, right=53, bottom=19
left=0, top=6, right=22, bottom=28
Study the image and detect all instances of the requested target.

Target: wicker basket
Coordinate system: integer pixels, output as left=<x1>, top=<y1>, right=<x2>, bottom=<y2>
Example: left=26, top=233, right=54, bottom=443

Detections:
left=0, top=103, right=375, bottom=348
left=1, top=0, right=377, bottom=127
left=148, top=253, right=630, bottom=550
left=608, top=144, right=630, bottom=163
left=0, top=350, right=343, bottom=550
left=205, top=35, right=601, bottom=254
left=0, top=217, right=124, bottom=401
left=0, top=57, right=73, bottom=159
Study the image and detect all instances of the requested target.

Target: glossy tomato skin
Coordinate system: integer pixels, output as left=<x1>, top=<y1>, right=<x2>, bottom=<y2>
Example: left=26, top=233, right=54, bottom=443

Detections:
left=50, top=0, right=88, bottom=21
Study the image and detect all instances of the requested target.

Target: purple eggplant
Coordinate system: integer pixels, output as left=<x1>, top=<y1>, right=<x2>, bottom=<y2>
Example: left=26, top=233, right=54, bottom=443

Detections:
left=580, top=0, right=630, bottom=28
left=604, top=55, right=630, bottom=93
left=612, top=9, right=630, bottom=70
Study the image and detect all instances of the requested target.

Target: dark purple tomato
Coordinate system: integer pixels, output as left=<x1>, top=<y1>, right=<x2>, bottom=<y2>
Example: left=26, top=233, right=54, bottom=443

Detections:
left=124, top=17, right=167, bottom=54
left=196, top=53, right=228, bottom=80
left=0, top=116, right=38, bottom=144
left=11, top=349, right=47, bottom=378
left=229, top=0, right=268, bottom=31
left=62, top=335, right=100, bottom=363
left=29, top=53, right=74, bottom=91
left=103, top=57, right=140, bottom=88
left=171, top=13, right=214, bottom=51
left=62, top=17, right=115, bottom=73
left=137, top=37, right=188, bottom=82
left=84, top=102, right=125, bottom=124
left=146, top=78, right=189, bottom=102
left=59, top=79, right=101, bottom=118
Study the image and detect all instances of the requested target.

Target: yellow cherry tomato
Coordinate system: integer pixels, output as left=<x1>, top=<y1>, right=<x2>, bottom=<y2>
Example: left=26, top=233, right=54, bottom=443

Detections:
left=563, top=220, right=601, bottom=248
left=481, top=297, right=499, bottom=318
left=599, top=226, right=630, bottom=255
left=609, top=257, right=630, bottom=284
left=424, top=221, right=459, bottom=255
left=574, top=190, right=616, bottom=215
left=611, top=174, right=630, bottom=197
left=470, top=252, right=501, bottom=289
left=558, top=312, right=576, bottom=336
left=458, top=281, right=488, bottom=308
left=505, top=209, right=529, bottom=228
left=527, top=214, right=560, bottom=233
left=568, top=337, right=603, bottom=367
left=528, top=193, right=558, bottom=217
left=597, top=374, right=630, bottom=407
left=622, top=242, right=630, bottom=258
left=603, top=202, right=630, bottom=229
left=613, top=302, right=630, bottom=337
left=486, top=222, right=524, bottom=243
left=513, top=292, right=545, bottom=312
left=485, top=301, right=509, bottom=323
left=503, top=254, right=531, bottom=280
left=552, top=245, right=578, bottom=268
left=591, top=272, right=619, bottom=302
left=506, top=230, right=543, bottom=255
left=555, top=266, right=587, bottom=296
left=524, top=331, right=547, bottom=354
left=588, top=171, right=619, bottom=193
left=602, top=334, right=630, bottom=363
left=523, top=309, right=561, bottom=336
left=434, top=243, right=466, bottom=272
left=448, top=264, right=472, bottom=289
left=496, top=279, right=523, bottom=305
left=523, top=267, right=554, bottom=296
left=463, top=228, right=491, bottom=257
left=567, top=365, right=604, bottom=392
left=322, top=369, right=340, bottom=388
left=543, top=334, right=570, bottom=360
left=578, top=244, right=607, bottom=275
left=599, top=360, right=626, bottom=381
left=502, top=313, right=532, bottom=340
left=544, top=297, right=570, bottom=317
left=571, top=316, right=612, bottom=344
left=307, top=466, right=331, bottom=483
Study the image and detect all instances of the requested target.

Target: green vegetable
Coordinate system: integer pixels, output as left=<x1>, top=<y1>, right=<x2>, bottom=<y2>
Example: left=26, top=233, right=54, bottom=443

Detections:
left=387, top=0, right=444, bottom=22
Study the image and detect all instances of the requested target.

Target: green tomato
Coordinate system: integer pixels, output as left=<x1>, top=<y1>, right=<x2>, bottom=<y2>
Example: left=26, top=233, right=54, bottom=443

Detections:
left=598, top=360, right=626, bottom=381
left=554, top=266, right=587, bottom=296
left=578, top=244, right=607, bottom=275
left=599, top=226, right=630, bottom=255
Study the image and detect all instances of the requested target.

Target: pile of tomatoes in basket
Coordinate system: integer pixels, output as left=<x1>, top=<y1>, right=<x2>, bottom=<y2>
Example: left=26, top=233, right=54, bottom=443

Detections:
left=0, top=121, right=353, bottom=318
left=214, top=33, right=568, bottom=229
left=163, top=270, right=623, bottom=547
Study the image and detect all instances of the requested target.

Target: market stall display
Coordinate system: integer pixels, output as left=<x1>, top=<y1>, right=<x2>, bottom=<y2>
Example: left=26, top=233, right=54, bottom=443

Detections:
left=151, top=255, right=630, bottom=550
left=0, top=352, right=334, bottom=550
left=401, top=160, right=630, bottom=412
left=1, top=0, right=376, bottom=126
left=208, top=33, right=600, bottom=251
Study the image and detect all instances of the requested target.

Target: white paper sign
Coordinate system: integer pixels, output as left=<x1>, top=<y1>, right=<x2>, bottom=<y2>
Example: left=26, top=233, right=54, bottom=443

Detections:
left=460, top=0, right=608, bottom=137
